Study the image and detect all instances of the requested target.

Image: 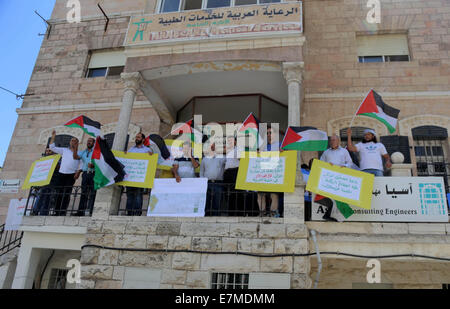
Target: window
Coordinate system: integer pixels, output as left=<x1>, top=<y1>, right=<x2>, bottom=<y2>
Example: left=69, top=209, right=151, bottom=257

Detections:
left=48, top=269, right=68, bottom=289
left=87, top=50, right=126, bottom=78
left=211, top=273, right=249, bottom=289
left=160, top=0, right=282, bottom=13
left=47, top=135, right=74, bottom=148
left=357, top=34, right=410, bottom=63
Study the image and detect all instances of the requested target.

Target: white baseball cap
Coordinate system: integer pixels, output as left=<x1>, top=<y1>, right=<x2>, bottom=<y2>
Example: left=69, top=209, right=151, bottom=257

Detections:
left=363, top=129, right=376, bottom=136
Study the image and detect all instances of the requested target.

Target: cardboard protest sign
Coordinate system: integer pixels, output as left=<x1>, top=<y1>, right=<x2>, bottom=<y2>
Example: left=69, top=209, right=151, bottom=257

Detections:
left=235, top=151, right=297, bottom=193
left=22, top=155, right=61, bottom=189
left=113, top=151, right=158, bottom=188
left=5, top=198, right=27, bottom=231
left=306, top=159, right=374, bottom=210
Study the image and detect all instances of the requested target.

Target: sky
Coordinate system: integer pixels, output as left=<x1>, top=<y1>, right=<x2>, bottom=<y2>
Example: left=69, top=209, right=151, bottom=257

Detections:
left=0, top=0, right=56, bottom=167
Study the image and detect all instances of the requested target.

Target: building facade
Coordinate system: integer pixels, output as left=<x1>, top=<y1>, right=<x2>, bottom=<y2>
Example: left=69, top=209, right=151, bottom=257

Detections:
left=0, top=0, right=449, bottom=289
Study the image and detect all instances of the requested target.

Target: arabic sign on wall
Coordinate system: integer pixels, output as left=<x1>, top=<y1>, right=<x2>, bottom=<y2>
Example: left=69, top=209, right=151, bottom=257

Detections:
left=311, top=177, right=449, bottom=222
left=125, top=3, right=302, bottom=45
left=0, top=179, right=21, bottom=194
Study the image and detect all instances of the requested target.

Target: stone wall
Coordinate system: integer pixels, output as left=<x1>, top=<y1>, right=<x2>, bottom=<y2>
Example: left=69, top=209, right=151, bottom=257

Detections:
left=79, top=216, right=311, bottom=289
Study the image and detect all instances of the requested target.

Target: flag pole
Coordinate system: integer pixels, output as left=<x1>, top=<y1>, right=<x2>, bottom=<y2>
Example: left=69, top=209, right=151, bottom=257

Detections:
left=349, top=89, right=373, bottom=128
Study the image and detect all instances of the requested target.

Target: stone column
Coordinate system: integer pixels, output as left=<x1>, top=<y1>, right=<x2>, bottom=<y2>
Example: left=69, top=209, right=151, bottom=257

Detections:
left=91, top=72, right=144, bottom=219
left=390, top=152, right=414, bottom=176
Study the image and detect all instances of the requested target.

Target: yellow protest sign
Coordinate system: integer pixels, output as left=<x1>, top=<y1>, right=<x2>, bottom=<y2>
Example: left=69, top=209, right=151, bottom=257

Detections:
left=235, top=151, right=297, bottom=193
left=22, top=155, right=61, bottom=189
left=158, top=139, right=201, bottom=173
left=306, top=159, right=374, bottom=210
left=112, top=151, right=158, bottom=188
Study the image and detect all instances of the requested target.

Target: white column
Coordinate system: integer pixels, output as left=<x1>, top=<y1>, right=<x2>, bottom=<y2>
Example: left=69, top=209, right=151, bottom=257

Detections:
left=282, top=62, right=304, bottom=127
left=12, top=245, right=42, bottom=289
left=113, top=72, right=144, bottom=151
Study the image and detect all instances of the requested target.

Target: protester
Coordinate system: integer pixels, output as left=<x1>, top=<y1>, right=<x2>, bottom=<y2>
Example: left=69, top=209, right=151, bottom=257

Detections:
left=74, top=137, right=96, bottom=216
left=172, top=141, right=200, bottom=182
left=346, top=128, right=391, bottom=176
left=49, top=130, right=81, bottom=216
left=200, top=142, right=226, bottom=216
left=125, top=132, right=155, bottom=216
left=320, top=135, right=353, bottom=167
left=258, top=125, right=282, bottom=217
left=32, top=148, right=60, bottom=215
left=319, top=135, right=355, bottom=221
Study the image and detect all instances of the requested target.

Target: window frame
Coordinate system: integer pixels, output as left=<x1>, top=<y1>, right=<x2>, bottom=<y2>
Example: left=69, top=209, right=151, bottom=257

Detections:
left=158, top=0, right=283, bottom=13
left=86, top=66, right=125, bottom=79
left=358, top=55, right=410, bottom=63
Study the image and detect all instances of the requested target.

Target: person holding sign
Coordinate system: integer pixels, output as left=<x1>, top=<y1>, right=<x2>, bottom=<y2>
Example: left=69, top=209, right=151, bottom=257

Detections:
left=125, top=132, right=155, bottom=216
left=49, top=130, right=81, bottom=216
left=346, top=128, right=391, bottom=177
left=172, top=141, right=200, bottom=183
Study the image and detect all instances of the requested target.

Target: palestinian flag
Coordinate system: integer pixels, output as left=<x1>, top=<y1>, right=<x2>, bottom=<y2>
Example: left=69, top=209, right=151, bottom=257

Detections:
left=238, top=113, right=263, bottom=151
left=281, top=127, right=328, bottom=151
left=356, top=89, right=400, bottom=133
left=171, top=119, right=202, bottom=143
left=92, top=136, right=125, bottom=190
left=144, top=134, right=171, bottom=160
left=314, top=194, right=354, bottom=219
left=64, top=115, right=101, bottom=137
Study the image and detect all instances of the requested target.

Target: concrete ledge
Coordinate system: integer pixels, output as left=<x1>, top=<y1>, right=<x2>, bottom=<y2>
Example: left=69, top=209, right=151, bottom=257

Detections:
left=19, top=225, right=87, bottom=235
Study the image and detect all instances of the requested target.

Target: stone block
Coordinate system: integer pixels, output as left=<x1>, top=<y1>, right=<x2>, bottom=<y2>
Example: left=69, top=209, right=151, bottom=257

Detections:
left=186, top=271, right=210, bottom=288
left=229, top=223, right=258, bottom=238
left=156, top=222, right=181, bottom=236
left=118, top=252, right=170, bottom=268
left=260, top=257, right=293, bottom=273
left=80, top=247, right=99, bottom=265
left=44, top=216, right=65, bottom=226
left=293, top=257, right=310, bottom=274
left=172, top=253, right=201, bottom=270
left=126, top=222, right=157, bottom=235
left=409, top=223, right=446, bottom=235
left=112, top=266, right=125, bottom=281
left=221, top=238, right=238, bottom=252
left=291, top=274, right=312, bottom=289
left=114, top=234, right=146, bottom=248
left=161, top=269, right=187, bottom=285
left=81, top=265, right=113, bottom=280
left=371, top=223, right=408, bottom=234
left=95, top=280, right=123, bottom=289
left=168, top=236, right=192, bottom=250
left=258, top=224, right=286, bottom=238
left=98, top=249, right=119, bottom=265
left=180, top=223, right=229, bottom=237
left=85, top=233, right=115, bottom=247
left=102, top=222, right=127, bottom=234
left=192, top=237, right=222, bottom=252
left=238, top=238, right=274, bottom=254
left=200, top=254, right=259, bottom=272
left=146, top=235, right=169, bottom=249
left=286, top=224, right=308, bottom=238
left=274, top=239, right=308, bottom=254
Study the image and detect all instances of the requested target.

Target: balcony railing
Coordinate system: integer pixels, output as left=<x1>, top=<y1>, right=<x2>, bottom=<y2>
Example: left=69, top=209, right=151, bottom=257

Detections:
left=25, top=186, right=95, bottom=217
left=116, top=183, right=284, bottom=218
left=0, top=224, right=23, bottom=257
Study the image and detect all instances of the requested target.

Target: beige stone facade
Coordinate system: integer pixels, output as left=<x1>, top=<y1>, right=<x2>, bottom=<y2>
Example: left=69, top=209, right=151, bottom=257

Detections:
left=1, top=0, right=449, bottom=289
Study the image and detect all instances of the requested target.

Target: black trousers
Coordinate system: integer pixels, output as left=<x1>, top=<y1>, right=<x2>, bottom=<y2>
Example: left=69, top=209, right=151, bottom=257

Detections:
left=54, top=173, right=76, bottom=216
left=78, top=172, right=96, bottom=216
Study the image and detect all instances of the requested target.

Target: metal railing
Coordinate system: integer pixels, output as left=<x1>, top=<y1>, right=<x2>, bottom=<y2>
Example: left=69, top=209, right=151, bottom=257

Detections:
left=0, top=224, right=23, bottom=257
left=117, top=183, right=284, bottom=217
left=25, top=186, right=95, bottom=217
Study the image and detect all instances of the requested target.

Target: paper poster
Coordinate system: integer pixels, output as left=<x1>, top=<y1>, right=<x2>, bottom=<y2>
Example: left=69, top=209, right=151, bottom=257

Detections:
left=157, top=139, right=201, bottom=173
left=306, top=159, right=374, bottom=210
left=236, top=151, right=297, bottom=193
left=22, top=155, right=61, bottom=189
left=5, top=199, right=27, bottom=231
left=311, top=177, right=449, bottom=222
left=113, top=151, right=158, bottom=188
left=147, top=178, right=208, bottom=217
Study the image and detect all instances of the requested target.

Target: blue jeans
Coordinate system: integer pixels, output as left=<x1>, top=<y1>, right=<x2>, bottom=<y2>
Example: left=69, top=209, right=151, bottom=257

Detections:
left=126, top=187, right=144, bottom=216
left=362, top=169, right=384, bottom=177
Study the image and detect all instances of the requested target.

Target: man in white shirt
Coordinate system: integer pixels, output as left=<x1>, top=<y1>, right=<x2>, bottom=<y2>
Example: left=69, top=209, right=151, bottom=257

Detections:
left=346, top=128, right=392, bottom=176
left=49, top=130, right=81, bottom=216
left=320, top=135, right=353, bottom=167
left=200, top=143, right=226, bottom=216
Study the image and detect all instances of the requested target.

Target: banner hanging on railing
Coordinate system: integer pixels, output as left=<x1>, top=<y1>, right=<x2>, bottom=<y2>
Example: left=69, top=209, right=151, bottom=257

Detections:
left=5, top=199, right=27, bottom=231
left=147, top=178, right=208, bottom=217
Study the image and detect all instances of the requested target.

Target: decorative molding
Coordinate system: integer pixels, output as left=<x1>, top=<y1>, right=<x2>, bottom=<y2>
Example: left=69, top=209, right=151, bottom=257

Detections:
left=38, top=126, right=84, bottom=145
left=101, top=122, right=141, bottom=139
left=16, top=101, right=151, bottom=115
left=327, top=116, right=388, bottom=137
left=306, top=91, right=450, bottom=100
left=399, top=115, right=450, bottom=137
left=121, top=72, right=145, bottom=92
left=282, top=62, right=304, bottom=84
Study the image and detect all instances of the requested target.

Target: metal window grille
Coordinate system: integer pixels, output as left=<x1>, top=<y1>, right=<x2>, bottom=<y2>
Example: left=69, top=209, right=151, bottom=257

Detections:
left=48, top=269, right=68, bottom=289
left=211, top=273, right=249, bottom=289
left=412, top=126, right=450, bottom=193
